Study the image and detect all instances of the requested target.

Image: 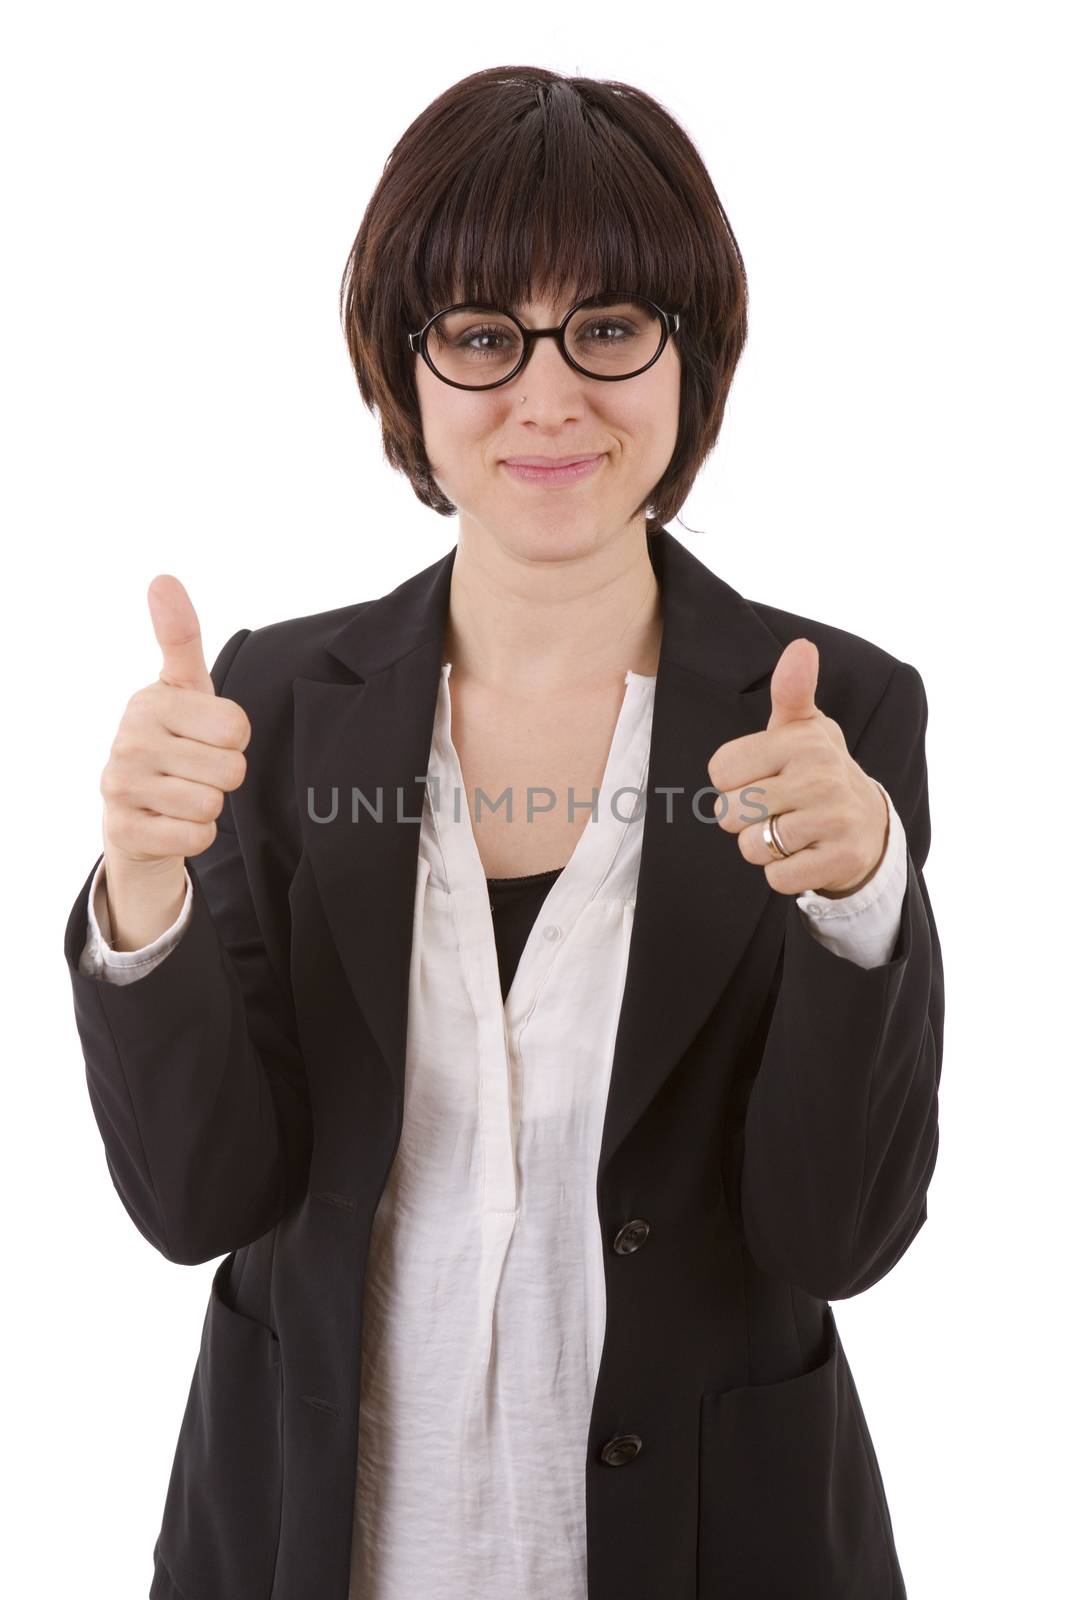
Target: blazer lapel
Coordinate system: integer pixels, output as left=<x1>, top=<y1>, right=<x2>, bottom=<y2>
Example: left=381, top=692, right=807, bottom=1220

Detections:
left=292, top=531, right=784, bottom=1173
left=292, top=549, right=455, bottom=1110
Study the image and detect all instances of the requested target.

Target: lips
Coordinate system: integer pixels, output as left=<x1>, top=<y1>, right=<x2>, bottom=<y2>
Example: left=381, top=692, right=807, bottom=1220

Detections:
left=503, top=453, right=604, bottom=467
left=502, top=454, right=606, bottom=486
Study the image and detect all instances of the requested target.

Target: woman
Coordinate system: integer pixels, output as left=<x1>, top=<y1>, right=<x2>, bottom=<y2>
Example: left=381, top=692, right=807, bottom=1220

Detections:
left=63, top=66, right=943, bottom=1600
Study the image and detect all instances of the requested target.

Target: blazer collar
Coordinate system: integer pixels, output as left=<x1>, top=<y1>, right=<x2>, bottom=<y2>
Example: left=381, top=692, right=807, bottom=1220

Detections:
left=321, top=527, right=779, bottom=693
left=293, top=530, right=785, bottom=1180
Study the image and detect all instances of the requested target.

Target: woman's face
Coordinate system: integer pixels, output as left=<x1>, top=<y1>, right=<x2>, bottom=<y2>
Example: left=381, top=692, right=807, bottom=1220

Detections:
left=414, top=283, right=681, bottom=562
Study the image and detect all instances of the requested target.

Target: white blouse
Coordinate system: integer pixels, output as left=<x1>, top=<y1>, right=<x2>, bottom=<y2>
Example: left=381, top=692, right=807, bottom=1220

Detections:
left=78, top=663, right=908, bottom=1599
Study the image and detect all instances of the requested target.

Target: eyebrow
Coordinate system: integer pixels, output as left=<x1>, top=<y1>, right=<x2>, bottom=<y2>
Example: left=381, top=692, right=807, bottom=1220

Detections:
left=502, top=294, right=591, bottom=315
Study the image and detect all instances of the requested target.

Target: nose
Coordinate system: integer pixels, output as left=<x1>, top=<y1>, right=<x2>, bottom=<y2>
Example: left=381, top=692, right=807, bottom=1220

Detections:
left=509, top=331, right=581, bottom=394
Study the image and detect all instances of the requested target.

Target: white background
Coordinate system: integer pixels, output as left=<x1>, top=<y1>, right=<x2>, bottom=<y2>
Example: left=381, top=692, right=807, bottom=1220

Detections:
left=3, top=3, right=1062, bottom=1595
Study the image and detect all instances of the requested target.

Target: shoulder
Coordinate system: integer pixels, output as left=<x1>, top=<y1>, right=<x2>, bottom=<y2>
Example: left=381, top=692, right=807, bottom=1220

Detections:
left=209, top=599, right=373, bottom=706
left=206, top=601, right=374, bottom=846
left=743, top=595, right=925, bottom=744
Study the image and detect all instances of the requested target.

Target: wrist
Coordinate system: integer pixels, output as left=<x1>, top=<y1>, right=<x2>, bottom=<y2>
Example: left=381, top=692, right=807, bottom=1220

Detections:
left=815, top=784, right=890, bottom=898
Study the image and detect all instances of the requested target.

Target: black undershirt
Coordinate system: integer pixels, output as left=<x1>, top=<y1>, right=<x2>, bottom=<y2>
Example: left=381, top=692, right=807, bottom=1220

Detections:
left=485, top=866, right=566, bottom=1004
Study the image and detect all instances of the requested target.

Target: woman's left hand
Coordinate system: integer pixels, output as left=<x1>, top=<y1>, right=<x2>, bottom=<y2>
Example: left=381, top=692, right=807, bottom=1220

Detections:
left=707, top=638, right=890, bottom=899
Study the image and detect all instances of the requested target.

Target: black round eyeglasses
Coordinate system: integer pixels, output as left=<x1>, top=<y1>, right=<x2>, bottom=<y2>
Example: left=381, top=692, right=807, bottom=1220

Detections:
left=407, top=291, right=681, bottom=392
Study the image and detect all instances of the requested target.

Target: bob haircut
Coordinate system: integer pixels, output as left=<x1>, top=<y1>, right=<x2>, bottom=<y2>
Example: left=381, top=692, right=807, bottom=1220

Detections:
left=339, top=66, right=748, bottom=534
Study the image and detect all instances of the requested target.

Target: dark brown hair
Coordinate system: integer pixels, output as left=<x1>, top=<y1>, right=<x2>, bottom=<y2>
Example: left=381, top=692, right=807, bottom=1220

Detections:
left=339, top=66, right=748, bottom=533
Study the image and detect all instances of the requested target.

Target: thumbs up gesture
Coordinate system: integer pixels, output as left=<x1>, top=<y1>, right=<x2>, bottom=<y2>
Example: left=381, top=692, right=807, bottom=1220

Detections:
left=100, top=576, right=252, bottom=874
left=706, top=639, right=890, bottom=898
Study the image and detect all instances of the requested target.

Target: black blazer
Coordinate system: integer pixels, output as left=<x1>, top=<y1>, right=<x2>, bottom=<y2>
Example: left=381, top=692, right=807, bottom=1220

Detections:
left=63, top=529, right=944, bottom=1600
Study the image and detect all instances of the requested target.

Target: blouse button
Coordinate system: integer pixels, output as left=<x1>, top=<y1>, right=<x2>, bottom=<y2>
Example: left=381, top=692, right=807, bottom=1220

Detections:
left=543, top=923, right=561, bottom=941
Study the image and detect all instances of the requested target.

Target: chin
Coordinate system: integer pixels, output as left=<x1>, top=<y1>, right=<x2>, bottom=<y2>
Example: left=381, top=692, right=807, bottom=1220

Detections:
left=491, top=515, right=616, bottom=564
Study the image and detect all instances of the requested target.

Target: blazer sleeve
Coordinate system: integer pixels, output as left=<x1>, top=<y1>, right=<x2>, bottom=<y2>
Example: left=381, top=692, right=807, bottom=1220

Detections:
left=62, top=626, right=313, bottom=1266
left=738, top=659, right=945, bottom=1301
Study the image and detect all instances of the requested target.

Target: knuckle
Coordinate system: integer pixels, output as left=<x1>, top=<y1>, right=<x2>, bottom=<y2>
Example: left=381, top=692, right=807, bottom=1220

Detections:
left=218, top=698, right=252, bottom=748
left=113, top=732, right=148, bottom=771
left=186, top=819, right=217, bottom=857
left=126, top=683, right=160, bottom=722
left=189, top=785, right=211, bottom=823
left=225, top=751, right=247, bottom=790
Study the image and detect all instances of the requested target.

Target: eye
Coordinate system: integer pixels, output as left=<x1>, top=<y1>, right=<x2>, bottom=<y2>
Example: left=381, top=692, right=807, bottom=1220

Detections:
left=455, top=323, right=517, bottom=354
left=577, top=318, right=637, bottom=343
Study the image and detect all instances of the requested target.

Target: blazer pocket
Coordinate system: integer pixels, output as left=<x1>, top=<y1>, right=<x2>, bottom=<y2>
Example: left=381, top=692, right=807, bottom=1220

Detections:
left=697, top=1309, right=895, bottom=1599
left=155, top=1253, right=283, bottom=1600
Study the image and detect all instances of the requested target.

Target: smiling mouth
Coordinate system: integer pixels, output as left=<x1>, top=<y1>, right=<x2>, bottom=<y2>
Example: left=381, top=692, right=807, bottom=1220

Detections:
left=501, top=454, right=607, bottom=485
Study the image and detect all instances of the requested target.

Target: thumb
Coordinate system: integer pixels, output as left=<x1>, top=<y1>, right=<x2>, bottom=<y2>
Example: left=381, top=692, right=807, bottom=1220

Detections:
left=767, top=637, right=820, bottom=731
left=148, top=575, right=215, bottom=695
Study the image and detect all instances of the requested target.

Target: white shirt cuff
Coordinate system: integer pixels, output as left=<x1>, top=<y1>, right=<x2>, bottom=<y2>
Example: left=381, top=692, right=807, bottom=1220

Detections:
left=77, top=856, right=194, bottom=985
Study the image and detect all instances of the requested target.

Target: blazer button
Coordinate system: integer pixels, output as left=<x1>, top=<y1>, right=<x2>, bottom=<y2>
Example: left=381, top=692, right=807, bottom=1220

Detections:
left=600, top=1433, right=643, bottom=1467
left=613, top=1218, right=651, bottom=1254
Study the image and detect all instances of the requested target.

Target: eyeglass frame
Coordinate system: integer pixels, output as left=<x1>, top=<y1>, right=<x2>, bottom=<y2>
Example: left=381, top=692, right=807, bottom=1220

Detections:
left=406, top=290, right=682, bottom=392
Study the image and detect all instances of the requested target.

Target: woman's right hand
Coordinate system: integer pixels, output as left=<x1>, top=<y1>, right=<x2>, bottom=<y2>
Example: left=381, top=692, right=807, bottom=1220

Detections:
left=98, top=577, right=251, bottom=948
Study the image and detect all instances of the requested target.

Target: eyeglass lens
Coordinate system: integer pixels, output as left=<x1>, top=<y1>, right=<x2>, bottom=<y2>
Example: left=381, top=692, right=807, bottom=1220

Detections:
left=425, top=298, right=663, bottom=386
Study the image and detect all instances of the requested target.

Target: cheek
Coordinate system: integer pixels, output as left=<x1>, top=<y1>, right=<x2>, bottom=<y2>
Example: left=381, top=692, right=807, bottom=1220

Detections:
left=416, top=377, right=491, bottom=466
left=645, top=365, right=681, bottom=457
left=614, top=378, right=680, bottom=459
left=614, top=348, right=680, bottom=434
left=421, top=411, right=513, bottom=506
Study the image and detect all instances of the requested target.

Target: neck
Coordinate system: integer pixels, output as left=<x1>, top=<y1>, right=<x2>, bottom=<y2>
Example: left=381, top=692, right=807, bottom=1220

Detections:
left=443, top=525, right=662, bottom=698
